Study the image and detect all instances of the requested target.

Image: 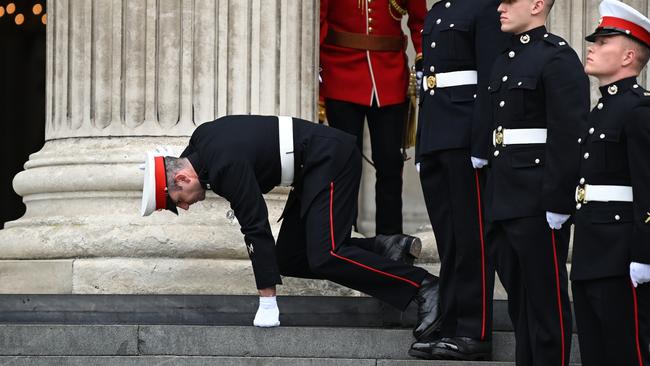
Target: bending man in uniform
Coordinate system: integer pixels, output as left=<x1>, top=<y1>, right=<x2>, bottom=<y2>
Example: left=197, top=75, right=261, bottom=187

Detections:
left=140, top=115, right=441, bottom=338
left=571, top=0, right=650, bottom=364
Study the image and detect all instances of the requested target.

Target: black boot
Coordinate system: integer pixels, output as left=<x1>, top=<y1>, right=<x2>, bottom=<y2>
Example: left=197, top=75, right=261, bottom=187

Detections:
left=430, top=337, right=492, bottom=361
left=412, top=274, right=441, bottom=340
left=373, top=234, right=422, bottom=265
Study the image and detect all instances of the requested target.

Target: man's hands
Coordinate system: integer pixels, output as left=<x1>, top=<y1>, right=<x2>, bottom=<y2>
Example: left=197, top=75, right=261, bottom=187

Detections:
left=415, top=57, right=423, bottom=91
left=546, top=212, right=570, bottom=230
left=630, top=262, right=650, bottom=288
left=254, top=287, right=280, bottom=327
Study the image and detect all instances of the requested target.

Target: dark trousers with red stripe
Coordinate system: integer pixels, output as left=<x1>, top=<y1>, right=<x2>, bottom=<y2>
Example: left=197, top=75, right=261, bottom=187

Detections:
left=418, top=149, right=495, bottom=340
left=276, top=149, right=428, bottom=310
left=325, top=98, right=406, bottom=235
left=488, top=216, right=572, bottom=366
left=572, top=277, right=650, bottom=366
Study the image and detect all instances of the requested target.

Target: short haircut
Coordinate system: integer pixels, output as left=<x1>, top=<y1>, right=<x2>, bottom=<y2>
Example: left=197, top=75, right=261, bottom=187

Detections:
left=164, top=157, right=190, bottom=192
left=544, top=0, right=555, bottom=15
left=623, top=36, right=650, bottom=73
left=633, top=42, right=650, bottom=72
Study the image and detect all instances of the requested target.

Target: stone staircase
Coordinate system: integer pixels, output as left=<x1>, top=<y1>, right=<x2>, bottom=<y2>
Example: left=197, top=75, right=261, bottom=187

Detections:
left=0, top=295, right=581, bottom=365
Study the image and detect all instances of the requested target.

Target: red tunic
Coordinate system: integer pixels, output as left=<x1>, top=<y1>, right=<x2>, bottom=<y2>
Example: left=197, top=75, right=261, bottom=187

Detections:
left=320, top=0, right=427, bottom=107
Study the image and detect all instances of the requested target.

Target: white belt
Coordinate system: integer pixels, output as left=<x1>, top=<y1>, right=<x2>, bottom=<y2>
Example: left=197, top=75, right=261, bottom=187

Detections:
left=575, top=184, right=633, bottom=203
left=278, top=116, right=294, bottom=186
left=493, top=128, right=547, bottom=146
left=422, top=70, right=477, bottom=91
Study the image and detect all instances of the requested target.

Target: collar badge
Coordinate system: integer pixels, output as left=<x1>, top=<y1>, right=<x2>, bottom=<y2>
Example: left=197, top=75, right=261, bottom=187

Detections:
left=608, top=84, right=618, bottom=95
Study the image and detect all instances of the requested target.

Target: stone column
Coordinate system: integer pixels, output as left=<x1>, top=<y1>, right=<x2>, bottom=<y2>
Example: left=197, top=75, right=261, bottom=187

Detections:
left=0, top=0, right=359, bottom=296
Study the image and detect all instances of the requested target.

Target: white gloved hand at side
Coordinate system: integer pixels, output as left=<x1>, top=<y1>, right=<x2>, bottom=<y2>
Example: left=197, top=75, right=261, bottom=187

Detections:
left=546, top=211, right=570, bottom=230
left=630, top=262, right=650, bottom=288
left=415, top=162, right=421, bottom=173
left=471, top=157, right=488, bottom=169
left=416, top=71, right=423, bottom=91
left=253, top=296, right=280, bottom=327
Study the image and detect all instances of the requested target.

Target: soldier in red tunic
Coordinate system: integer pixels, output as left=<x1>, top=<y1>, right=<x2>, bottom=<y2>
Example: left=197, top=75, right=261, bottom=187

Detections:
left=320, top=0, right=427, bottom=235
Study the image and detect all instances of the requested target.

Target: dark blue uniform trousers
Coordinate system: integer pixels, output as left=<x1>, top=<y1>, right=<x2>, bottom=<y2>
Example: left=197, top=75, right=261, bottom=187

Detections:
left=276, top=149, right=427, bottom=310
left=488, top=216, right=573, bottom=366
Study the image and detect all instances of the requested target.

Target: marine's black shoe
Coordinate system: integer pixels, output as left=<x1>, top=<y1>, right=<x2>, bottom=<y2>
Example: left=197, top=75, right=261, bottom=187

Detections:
left=430, top=337, right=492, bottom=361
left=407, top=335, right=441, bottom=359
left=374, top=234, right=422, bottom=265
left=412, top=274, right=441, bottom=340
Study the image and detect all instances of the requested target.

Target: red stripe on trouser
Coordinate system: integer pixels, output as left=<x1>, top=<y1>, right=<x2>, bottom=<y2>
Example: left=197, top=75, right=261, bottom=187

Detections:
left=474, top=169, right=487, bottom=341
left=551, top=230, right=566, bottom=366
left=630, top=281, right=644, bottom=366
left=327, top=182, right=420, bottom=288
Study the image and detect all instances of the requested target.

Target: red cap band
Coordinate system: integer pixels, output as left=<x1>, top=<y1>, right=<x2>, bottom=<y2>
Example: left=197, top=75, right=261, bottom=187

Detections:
left=154, top=156, right=167, bottom=210
left=600, top=16, right=650, bottom=46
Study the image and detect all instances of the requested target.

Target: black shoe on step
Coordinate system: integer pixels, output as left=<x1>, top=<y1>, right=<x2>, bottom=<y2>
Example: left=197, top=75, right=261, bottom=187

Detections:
left=374, top=234, right=422, bottom=265
left=430, top=337, right=492, bottom=361
left=408, top=335, right=441, bottom=360
left=412, top=274, right=441, bottom=340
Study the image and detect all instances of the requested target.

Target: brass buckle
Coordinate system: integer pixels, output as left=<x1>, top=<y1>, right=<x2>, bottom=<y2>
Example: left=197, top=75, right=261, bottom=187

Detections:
left=426, top=75, right=437, bottom=90
left=495, top=131, right=504, bottom=146
left=576, top=186, right=586, bottom=204
left=494, top=127, right=505, bottom=147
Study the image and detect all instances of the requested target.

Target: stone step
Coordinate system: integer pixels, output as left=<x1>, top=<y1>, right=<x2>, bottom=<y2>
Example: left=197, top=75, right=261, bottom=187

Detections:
left=0, top=356, right=583, bottom=366
left=0, top=324, right=581, bottom=364
left=0, top=295, right=577, bottom=332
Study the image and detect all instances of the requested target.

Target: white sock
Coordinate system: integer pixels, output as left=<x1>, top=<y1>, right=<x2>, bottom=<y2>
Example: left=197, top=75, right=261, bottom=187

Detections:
left=253, top=296, right=280, bottom=328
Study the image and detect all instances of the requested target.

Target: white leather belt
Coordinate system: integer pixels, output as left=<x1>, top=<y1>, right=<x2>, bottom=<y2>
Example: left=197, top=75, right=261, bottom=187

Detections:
left=422, top=70, right=477, bottom=91
left=278, top=116, right=294, bottom=187
left=493, top=128, right=547, bottom=146
left=575, top=184, right=633, bottom=203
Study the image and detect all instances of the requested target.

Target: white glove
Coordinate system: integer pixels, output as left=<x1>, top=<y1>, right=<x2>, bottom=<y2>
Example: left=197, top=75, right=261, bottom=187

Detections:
left=416, top=162, right=421, bottom=173
left=471, top=157, right=488, bottom=169
left=416, top=71, right=423, bottom=91
left=630, top=262, right=650, bottom=288
left=253, top=296, right=280, bottom=327
left=546, top=211, right=570, bottom=230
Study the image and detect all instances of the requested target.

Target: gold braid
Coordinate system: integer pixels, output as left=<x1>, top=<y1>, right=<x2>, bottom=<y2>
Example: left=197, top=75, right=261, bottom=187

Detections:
left=389, top=0, right=407, bottom=21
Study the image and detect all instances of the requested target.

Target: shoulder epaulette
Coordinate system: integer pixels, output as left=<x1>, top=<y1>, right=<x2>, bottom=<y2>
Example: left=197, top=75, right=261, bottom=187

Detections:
left=634, top=89, right=650, bottom=108
left=631, top=85, right=645, bottom=96
left=542, top=33, right=568, bottom=47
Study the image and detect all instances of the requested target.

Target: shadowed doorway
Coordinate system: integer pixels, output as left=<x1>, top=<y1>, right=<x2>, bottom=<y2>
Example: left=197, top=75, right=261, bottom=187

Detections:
left=0, top=1, right=46, bottom=228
